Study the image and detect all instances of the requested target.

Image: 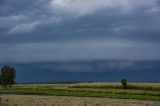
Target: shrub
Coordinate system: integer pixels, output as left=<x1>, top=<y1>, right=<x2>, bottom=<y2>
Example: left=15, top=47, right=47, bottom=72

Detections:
left=121, top=79, right=127, bottom=89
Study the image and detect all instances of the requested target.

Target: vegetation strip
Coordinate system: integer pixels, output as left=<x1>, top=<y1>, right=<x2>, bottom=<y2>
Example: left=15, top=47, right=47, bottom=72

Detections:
left=0, top=88, right=160, bottom=101
left=70, top=84, right=160, bottom=91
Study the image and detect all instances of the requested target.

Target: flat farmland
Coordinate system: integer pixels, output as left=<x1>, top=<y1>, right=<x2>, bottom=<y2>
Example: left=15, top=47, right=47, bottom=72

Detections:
left=0, top=82, right=160, bottom=106
left=13, top=82, right=160, bottom=90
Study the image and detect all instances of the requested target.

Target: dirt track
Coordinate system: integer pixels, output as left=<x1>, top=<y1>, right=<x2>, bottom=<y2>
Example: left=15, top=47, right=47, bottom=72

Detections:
left=0, top=94, right=160, bottom=106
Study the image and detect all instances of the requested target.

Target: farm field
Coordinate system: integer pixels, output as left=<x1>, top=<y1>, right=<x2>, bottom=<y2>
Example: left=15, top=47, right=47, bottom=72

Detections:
left=0, top=94, right=160, bottom=106
left=0, top=82, right=160, bottom=101
left=13, top=82, right=160, bottom=90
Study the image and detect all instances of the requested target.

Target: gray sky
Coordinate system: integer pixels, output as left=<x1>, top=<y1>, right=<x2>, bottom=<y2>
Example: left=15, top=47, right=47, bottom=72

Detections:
left=0, top=0, right=160, bottom=64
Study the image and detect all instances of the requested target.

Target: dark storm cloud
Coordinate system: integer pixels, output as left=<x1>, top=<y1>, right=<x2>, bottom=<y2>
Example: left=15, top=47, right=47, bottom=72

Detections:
left=0, top=0, right=160, bottom=63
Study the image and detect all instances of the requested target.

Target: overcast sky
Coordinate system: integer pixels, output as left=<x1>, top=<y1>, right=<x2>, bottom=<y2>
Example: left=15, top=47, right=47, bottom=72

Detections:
left=0, top=0, right=160, bottom=64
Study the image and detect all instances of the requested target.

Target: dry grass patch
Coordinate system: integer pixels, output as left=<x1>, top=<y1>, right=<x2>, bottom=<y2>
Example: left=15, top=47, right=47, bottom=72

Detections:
left=0, top=94, right=160, bottom=106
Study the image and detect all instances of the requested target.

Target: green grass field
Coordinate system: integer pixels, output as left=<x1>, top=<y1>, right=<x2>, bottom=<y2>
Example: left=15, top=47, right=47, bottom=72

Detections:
left=1, top=82, right=160, bottom=101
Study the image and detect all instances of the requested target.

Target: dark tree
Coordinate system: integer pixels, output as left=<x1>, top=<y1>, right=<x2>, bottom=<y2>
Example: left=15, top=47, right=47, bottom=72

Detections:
left=121, top=79, right=127, bottom=89
left=0, top=74, right=1, bottom=85
left=1, top=65, right=16, bottom=88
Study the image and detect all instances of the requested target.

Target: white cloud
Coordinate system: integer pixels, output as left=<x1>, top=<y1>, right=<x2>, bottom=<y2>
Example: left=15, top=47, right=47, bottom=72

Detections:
left=0, top=15, right=30, bottom=29
left=112, top=24, right=136, bottom=33
left=8, top=21, right=40, bottom=34
left=6, top=15, right=63, bottom=34
left=50, top=0, right=158, bottom=16
left=0, top=13, right=62, bottom=34
left=1, top=0, right=158, bottom=34
left=51, top=0, right=130, bottom=16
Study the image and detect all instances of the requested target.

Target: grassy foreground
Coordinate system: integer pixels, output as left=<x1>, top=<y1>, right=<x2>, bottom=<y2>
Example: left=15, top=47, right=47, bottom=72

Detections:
left=0, top=82, right=160, bottom=101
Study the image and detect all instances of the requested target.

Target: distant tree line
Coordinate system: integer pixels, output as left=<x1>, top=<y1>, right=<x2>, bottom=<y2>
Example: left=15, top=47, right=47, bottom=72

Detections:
left=0, top=65, right=128, bottom=89
left=20, top=81, right=99, bottom=84
left=0, top=65, right=16, bottom=88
